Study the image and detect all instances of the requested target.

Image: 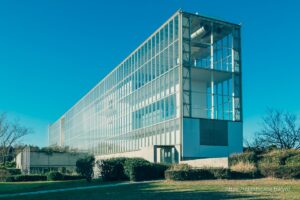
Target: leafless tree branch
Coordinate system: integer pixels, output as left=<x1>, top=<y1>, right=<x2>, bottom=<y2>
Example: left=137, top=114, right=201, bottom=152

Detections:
left=0, top=113, right=31, bottom=163
left=253, top=108, right=300, bottom=149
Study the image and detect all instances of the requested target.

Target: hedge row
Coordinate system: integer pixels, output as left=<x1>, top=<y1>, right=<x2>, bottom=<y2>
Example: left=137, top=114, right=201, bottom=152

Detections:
left=0, top=169, right=11, bottom=182
left=166, top=165, right=300, bottom=181
left=124, top=158, right=168, bottom=181
left=63, top=175, right=85, bottom=180
left=6, top=168, right=21, bottom=175
left=165, top=168, right=264, bottom=181
left=165, top=168, right=230, bottom=181
left=0, top=168, right=21, bottom=181
left=47, top=171, right=85, bottom=181
left=2, top=173, right=84, bottom=182
left=3, top=175, right=47, bottom=182
left=99, top=157, right=128, bottom=181
left=47, top=171, right=64, bottom=181
left=98, top=157, right=168, bottom=182
left=230, top=170, right=260, bottom=179
left=259, top=165, right=300, bottom=179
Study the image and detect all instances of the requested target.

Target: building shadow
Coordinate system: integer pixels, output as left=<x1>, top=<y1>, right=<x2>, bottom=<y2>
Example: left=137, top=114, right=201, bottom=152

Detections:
left=0, top=181, right=269, bottom=200
left=131, top=182, right=268, bottom=200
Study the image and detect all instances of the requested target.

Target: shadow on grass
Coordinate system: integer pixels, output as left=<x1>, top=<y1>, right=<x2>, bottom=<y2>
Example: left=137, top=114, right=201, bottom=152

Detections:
left=130, top=182, right=267, bottom=200
left=0, top=179, right=103, bottom=195
left=0, top=181, right=268, bottom=200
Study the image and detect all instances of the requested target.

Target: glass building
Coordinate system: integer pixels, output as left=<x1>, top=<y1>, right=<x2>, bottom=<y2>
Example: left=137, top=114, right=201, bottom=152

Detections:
left=49, top=10, right=242, bottom=165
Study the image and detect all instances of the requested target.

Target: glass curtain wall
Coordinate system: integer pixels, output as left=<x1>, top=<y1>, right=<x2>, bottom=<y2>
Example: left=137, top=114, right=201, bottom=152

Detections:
left=49, top=13, right=181, bottom=155
left=181, top=12, right=242, bottom=121
left=49, top=120, right=61, bottom=146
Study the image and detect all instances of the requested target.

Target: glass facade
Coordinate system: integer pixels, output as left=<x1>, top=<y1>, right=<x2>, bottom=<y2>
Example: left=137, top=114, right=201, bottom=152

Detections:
left=181, top=13, right=242, bottom=121
left=48, top=120, right=61, bottom=146
left=49, top=11, right=242, bottom=159
left=49, top=13, right=181, bottom=155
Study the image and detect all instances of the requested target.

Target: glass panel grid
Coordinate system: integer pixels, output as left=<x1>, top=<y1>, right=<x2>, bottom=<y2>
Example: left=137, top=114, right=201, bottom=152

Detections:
left=49, top=14, right=181, bottom=155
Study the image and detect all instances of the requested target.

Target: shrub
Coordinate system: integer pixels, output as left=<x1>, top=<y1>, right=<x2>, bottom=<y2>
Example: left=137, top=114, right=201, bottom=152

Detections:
left=165, top=169, right=189, bottom=181
left=229, top=151, right=258, bottom=166
left=124, top=158, right=150, bottom=180
left=7, top=168, right=21, bottom=175
left=63, top=175, right=85, bottom=180
left=151, top=163, right=169, bottom=179
left=165, top=167, right=261, bottom=181
left=259, top=149, right=298, bottom=167
left=12, top=175, right=47, bottom=182
left=165, top=168, right=216, bottom=181
left=3, top=161, right=16, bottom=168
left=230, top=161, right=260, bottom=179
left=167, top=168, right=230, bottom=180
left=257, top=149, right=300, bottom=179
left=230, top=170, right=260, bottom=179
left=61, top=167, right=67, bottom=174
left=285, top=154, right=300, bottom=167
left=0, top=169, right=11, bottom=182
left=47, top=171, right=64, bottom=181
left=169, top=164, right=191, bottom=171
left=259, top=165, right=300, bottom=179
left=210, top=168, right=230, bottom=179
left=125, top=164, right=149, bottom=181
left=76, top=155, right=95, bottom=182
left=124, top=158, right=168, bottom=181
left=98, top=157, right=168, bottom=182
left=98, top=157, right=128, bottom=181
left=3, top=176, right=15, bottom=182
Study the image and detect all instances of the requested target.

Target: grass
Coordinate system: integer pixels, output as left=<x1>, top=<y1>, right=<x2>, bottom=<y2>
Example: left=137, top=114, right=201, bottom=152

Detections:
left=0, top=178, right=300, bottom=200
left=0, top=179, right=103, bottom=194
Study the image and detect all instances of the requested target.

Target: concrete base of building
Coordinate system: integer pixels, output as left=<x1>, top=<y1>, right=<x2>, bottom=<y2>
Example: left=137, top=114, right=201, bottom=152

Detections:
left=95, top=146, right=156, bottom=163
left=94, top=146, right=228, bottom=170
left=180, top=157, right=228, bottom=168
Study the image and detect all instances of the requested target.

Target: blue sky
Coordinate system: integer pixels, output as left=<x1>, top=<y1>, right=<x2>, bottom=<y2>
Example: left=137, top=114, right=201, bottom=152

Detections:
left=0, top=0, right=300, bottom=147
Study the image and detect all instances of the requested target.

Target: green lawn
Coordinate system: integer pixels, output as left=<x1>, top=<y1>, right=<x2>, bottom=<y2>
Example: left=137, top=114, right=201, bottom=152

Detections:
left=0, top=179, right=103, bottom=194
left=1, top=178, right=300, bottom=200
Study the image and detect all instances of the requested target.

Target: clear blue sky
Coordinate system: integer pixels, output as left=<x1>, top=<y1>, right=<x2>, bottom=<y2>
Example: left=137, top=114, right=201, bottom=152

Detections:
left=1, top=0, right=300, bottom=147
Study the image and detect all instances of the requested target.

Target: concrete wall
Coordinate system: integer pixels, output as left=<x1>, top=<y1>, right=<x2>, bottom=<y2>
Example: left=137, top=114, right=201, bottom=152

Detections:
left=29, top=152, right=86, bottom=167
left=94, top=143, right=228, bottom=169
left=16, top=150, right=88, bottom=174
left=182, top=117, right=242, bottom=159
left=181, top=157, right=228, bottom=168
left=95, top=145, right=181, bottom=163
left=95, top=146, right=155, bottom=163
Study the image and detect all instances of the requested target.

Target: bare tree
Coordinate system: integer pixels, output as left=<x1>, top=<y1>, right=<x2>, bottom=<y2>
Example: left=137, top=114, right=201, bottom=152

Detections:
left=254, top=109, right=300, bottom=149
left=0, top=113, right=31, bottom=163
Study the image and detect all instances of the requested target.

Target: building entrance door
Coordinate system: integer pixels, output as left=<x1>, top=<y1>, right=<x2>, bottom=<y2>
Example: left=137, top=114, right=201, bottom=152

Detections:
left=159, top=146, right=178, bottom=164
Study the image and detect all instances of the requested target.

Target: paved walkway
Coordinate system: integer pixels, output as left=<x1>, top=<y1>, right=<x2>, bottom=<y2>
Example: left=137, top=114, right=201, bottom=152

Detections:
left=0, top=181, right=157, bottom=198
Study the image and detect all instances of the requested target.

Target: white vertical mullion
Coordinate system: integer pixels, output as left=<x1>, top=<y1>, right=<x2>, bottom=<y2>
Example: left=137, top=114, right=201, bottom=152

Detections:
left=231, top=28, right=235, bottom=121
left=210, top=23, right=214, bottom=119
left=178, top=12, right=183, bottom=161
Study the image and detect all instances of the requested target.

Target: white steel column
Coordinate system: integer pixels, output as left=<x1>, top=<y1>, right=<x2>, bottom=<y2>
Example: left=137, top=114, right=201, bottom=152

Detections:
left=178, top=11, right=183, bottom=161
left=231, top=29, right=235, bottom=121
left=210, top=23, right=214, bottom=119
